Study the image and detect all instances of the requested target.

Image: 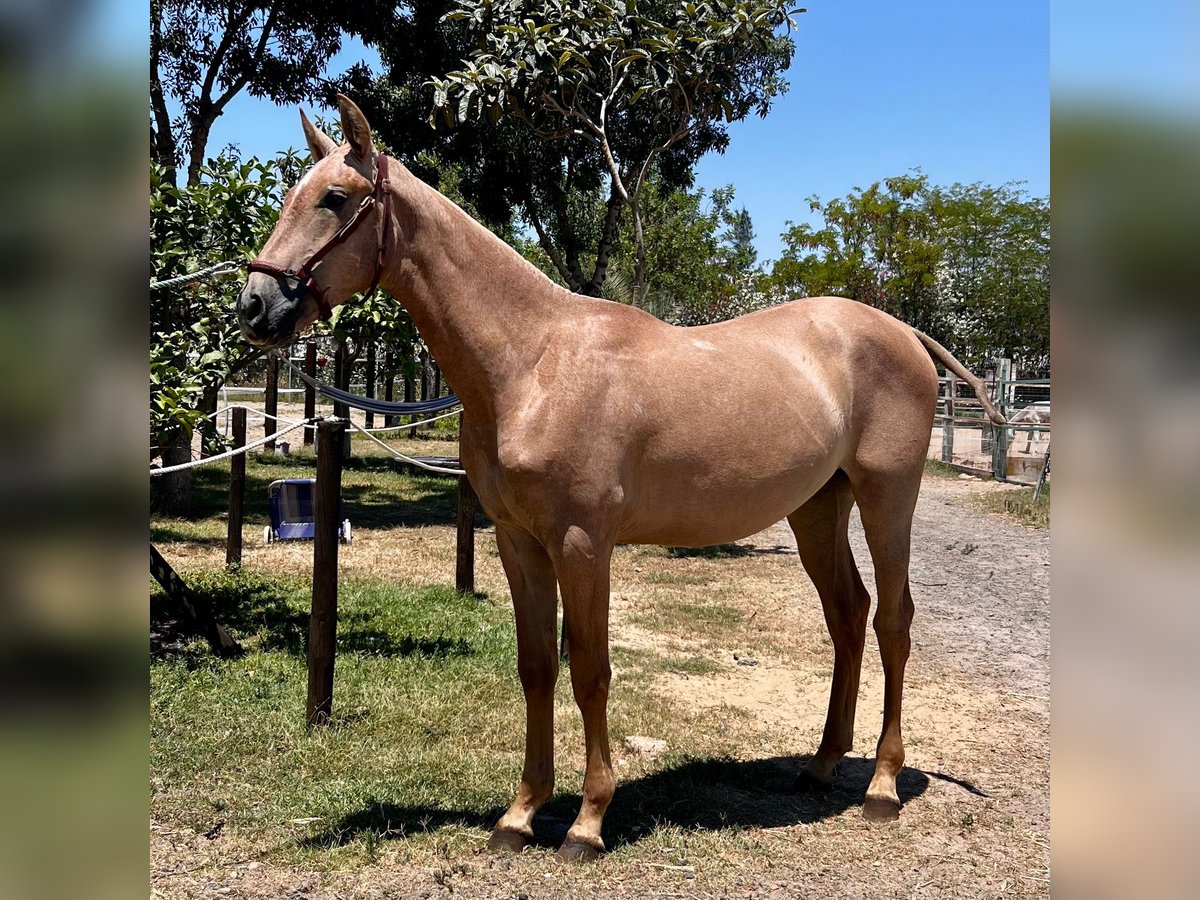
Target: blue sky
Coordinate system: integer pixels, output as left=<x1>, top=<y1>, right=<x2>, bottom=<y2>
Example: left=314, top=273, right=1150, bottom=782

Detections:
left=152, top=0, right=1050, bottom=263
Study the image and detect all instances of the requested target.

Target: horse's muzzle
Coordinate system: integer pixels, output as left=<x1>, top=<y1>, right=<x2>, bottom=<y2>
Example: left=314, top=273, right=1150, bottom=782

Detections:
left=237, top=273, right=302, bottom=348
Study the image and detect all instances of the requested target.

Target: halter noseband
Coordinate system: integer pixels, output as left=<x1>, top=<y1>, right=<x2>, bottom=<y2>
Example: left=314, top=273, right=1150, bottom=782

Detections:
left=247, top=154, right=392, bottom=322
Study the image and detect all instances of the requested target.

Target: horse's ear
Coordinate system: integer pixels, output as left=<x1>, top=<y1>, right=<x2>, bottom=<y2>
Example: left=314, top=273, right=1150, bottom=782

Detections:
left=299, top=109, right=336, bottom=162
left=336, top=93, right=374, bottom=160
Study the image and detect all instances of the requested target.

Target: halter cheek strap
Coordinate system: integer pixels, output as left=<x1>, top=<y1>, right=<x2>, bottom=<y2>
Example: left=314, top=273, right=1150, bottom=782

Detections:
left=248, top=154, right=392, bottom=322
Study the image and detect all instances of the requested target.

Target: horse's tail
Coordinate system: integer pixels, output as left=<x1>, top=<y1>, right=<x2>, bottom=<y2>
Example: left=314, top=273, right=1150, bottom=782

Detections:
left=912, top=329, right=1007, bottom=425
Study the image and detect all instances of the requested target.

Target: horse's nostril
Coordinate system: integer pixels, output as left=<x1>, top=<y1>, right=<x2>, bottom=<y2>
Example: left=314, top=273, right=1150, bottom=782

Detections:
left=242, top=292, right=264, bottom=322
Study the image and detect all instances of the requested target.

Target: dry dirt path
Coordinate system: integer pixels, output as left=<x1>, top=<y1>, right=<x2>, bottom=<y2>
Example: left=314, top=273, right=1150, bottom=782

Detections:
left=751, top=474, right=1050, bottom=702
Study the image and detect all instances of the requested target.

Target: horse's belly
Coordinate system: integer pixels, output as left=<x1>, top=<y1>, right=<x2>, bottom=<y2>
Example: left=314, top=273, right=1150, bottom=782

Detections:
left=616, top=457, right=839, bottom=547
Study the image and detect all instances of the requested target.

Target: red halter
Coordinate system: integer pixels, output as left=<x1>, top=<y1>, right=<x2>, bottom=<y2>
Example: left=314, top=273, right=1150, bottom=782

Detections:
left=247, top=154, right=392, bottom=321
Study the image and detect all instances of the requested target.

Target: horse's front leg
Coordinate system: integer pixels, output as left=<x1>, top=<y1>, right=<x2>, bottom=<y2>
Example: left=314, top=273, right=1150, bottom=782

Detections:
left=489, top=524, right=559, bottom=853
left=553, top=524, right=616, bottom=861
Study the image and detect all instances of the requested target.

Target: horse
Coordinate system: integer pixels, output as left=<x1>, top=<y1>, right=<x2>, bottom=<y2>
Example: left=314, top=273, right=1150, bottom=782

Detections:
left=237, top=95, right=1005, bottom=861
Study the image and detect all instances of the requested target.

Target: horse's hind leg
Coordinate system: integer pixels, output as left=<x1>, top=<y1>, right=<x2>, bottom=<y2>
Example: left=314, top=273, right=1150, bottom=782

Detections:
left=847, top=464, right=922, bottom=823
left=489, top=524, right=560, bottom=852
left=788, top=470, right=872, bottom=789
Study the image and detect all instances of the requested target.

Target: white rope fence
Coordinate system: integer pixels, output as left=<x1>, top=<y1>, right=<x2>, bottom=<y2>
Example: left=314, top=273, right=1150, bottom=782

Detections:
left=150, top=260, right=243, bottom=291
left=345, top=406, right=462, bottom=434
left=203, top=403, right=461, bottom=434
left=346, top=419, right=467, bottom=475
left=151, top=405, right=466, bottom=477
left=150, top=420, right=309, bottom=477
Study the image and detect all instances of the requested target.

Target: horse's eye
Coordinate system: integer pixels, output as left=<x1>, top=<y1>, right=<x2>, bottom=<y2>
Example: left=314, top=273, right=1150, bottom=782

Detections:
left=319, top=190, right=348, bottom=210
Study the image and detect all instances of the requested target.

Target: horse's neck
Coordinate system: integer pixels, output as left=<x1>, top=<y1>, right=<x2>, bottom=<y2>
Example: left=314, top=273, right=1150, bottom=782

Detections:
left=383, top=177, right=565, bottom=419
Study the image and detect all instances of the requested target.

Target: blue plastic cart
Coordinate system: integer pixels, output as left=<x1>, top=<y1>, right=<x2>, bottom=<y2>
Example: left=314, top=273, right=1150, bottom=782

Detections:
left=263, top=478, right=351, bottom=544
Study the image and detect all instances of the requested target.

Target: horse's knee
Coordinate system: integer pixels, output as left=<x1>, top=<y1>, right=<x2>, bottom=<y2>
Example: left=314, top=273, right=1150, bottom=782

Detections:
left=517, top=654, right=558, bottom=695
left=569, top=657, right=611, bottom=705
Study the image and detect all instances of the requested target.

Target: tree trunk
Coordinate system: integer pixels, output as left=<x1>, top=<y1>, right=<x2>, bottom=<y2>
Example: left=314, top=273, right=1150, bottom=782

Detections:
left=150, top=77, right=178, bottom=183
left=150, top=8, right=178, bottom=185
left=186, top=110, right=215, bottom=186
left=585, top=187, right=625, bottom=297
left=157, top=437, right=193, bottom=514
left=524, top=195, right=580, bottom=291
left=630, top=199, right=649, bottom=302
left=196, top=384, right=221, bottom=458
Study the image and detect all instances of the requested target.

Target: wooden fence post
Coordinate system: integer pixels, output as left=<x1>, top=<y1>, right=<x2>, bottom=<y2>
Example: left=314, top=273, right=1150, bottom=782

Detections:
left=307, top=418, right=345, bottom=728
left=456, top=474, right=477, bottom=594
left=332, top=344, right=348, bottom=420
left=941, top=374, right=956, bottom=463
left=991, top=358, right=1011, bottom=480
left=384, top=350, right=397, bottom=427
left=365, top=341, right=377, bottom=429
left=403, top=364, right=415, bottom=427
left=151, top=544, right=241, bottom=656
left=226, top=408, right=246, bottom=568
left=303, top=342, right=316, bottom=446
left=264, top=353, right=279, bottom=451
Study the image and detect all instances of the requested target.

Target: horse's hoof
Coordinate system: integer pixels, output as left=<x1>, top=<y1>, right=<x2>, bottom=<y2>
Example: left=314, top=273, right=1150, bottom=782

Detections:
left=487, top=828, right=531, bottom=853
left=556, top=838, right=603, bottom=862
left=793, top=769, right=834, bottom=793
left=862, top=796, right=901, bottom=823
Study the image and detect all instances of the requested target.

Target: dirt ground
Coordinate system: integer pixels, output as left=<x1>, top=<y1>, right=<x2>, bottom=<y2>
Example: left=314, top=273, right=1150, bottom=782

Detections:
left=151, top=473, right=1049, bottom=899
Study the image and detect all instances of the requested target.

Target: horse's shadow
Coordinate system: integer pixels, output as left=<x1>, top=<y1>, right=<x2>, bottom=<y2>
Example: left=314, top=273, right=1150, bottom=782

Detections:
left=300, top=754, right=956, bottom=852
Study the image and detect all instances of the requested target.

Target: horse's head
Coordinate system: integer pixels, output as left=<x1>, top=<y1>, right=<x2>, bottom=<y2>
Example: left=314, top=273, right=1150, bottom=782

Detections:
left=238, top=95, right=386, bottom=348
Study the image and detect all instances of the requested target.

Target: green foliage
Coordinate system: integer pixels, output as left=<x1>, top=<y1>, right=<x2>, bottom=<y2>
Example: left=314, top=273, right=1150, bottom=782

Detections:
left=150, top=152, right=299, bottom=450
left=769, top=174, right=1050, bottom=372
left=720, top=203, right=758, bottom=272
left=619, top=178, right=776, bottom=324
left=431, top=0, right=797, bottom=134
left=770, top=173, right=940, bottom=326
left=930, top=184, right=1050, bottom=372
left=152, top=0, right=395, bottom=183
left=428, top=0, right=797, bottom=296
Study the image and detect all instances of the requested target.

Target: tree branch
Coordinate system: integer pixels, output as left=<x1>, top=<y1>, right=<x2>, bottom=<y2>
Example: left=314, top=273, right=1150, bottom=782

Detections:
left=197, top=2, right=251, bottom=119
left=523, top=192, right=578, bottom=291
left=213, top=3, right=279, bottom=115
left=150, top=3, right=177, bottom=177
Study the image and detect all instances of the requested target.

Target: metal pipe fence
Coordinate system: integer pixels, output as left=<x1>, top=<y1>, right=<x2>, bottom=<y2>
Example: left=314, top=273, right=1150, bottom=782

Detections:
left=929, top=366, right=1050, bottom=485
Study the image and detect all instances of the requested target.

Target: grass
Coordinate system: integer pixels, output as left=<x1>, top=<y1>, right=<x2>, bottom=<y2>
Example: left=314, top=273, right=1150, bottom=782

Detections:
left=149, top=441, right=839, bottom=873
left=924, top=457, right=968, bottom=478
left=150, top=569, right=793, bottom=869
left=151, top=573, right=525, bottom=864
left=923, top=457, right=1050, bottom=528
left=148, top=445, right=790, bottom=869
left=151, top=439, right=1049, bottom=898
left=972, top=484, right=1050, bottom=528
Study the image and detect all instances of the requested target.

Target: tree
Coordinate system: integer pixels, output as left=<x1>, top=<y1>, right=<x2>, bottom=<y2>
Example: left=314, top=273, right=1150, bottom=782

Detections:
left=769, top=173, right=942, bottom=331
left=151, top=151, right=299, bottom=510
left=768, top=174, right=1050, bottom=372
left=151, top=0, right=391, bottom=184
left=928, top=184, right=1050, bottom=372
left=722, top=206, right=758, bottom=271
left=580, top=176, right=774, bottom=325
left=428, top=0, right=797, bottom=297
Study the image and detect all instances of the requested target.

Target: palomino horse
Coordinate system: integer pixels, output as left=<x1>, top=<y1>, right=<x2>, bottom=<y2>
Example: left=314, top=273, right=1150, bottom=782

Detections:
left=238, top=96, right=1004, bottom=861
